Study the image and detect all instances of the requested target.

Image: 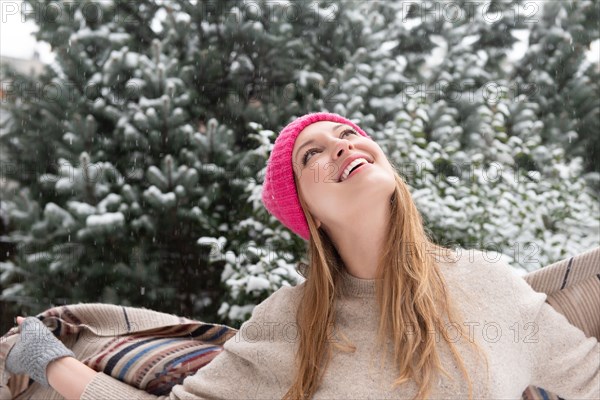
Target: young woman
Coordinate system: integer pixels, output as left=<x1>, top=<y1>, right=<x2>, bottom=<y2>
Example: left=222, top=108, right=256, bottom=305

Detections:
left=6, top=112, right=599, bottom=399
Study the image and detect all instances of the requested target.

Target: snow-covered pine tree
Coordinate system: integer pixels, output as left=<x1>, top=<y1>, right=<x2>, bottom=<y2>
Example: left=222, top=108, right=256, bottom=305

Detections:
left=0, top=0, right=345, bottom=325
left=512, top=0, right=600, bottom=177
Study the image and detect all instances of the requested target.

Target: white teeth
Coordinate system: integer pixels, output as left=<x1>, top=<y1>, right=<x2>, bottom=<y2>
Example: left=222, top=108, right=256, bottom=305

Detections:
left=340, top=158, right=368, bottom=182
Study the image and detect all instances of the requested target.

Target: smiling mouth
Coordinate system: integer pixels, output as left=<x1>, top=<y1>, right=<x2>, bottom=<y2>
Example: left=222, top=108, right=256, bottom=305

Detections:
left=339, top=159, right=371, bottom=182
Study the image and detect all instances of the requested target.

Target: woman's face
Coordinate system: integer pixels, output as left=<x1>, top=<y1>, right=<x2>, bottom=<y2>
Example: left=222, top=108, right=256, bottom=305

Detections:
left=292, top=121, right=396, bottom=231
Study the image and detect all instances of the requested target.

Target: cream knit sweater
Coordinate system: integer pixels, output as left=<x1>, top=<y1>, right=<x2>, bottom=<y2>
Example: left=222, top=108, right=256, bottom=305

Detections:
left=81, top=250, right=600, bottom=399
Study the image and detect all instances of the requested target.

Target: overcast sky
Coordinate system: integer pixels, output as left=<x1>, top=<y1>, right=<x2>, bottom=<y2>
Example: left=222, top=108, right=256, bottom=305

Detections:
left=1, top=0, right=598, bottom=66
left=1, top=1, right=54, bottom=63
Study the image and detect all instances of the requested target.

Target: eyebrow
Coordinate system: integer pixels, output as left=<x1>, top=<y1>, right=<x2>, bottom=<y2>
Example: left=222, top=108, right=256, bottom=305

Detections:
left=294, top=124, right=345, bottom=164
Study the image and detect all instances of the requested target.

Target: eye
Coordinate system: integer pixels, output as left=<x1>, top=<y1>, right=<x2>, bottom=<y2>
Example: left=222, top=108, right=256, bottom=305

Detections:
left=301, top=129, right=358, bottom=166
left=341, top=129, right=357, bottom=138
left=302, top=148, right=319, bottom=165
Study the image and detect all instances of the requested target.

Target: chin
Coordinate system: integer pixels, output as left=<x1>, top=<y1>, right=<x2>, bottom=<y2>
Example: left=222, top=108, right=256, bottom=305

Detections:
left=351, top=179, right=395, bottom=206
left=362, top=171, right=396, bottom=192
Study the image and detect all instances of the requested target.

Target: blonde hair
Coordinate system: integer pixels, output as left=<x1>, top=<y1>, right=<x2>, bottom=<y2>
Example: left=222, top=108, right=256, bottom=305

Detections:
left=283, top=171, right=490, bottom=400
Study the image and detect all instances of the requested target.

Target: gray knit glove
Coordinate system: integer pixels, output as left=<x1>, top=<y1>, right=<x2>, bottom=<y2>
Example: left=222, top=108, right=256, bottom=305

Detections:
left=5, top=317, right=75, bottom=388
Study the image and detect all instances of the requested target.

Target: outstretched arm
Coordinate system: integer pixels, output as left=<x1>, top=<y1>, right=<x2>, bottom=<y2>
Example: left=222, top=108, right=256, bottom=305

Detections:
left=508, top=265, right=600, bottom=398
left=8, top=285, right=297, bottom=400
left=8, top=315, right=223, bottom=399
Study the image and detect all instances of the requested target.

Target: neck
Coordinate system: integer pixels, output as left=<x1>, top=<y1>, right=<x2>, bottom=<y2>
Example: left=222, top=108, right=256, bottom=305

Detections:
left=325, top=201, right=390, bottom=280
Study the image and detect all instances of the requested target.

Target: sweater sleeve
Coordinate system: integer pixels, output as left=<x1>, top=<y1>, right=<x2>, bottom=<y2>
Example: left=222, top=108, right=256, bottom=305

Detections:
left=506, top=261, right=600, bottom=399
left=80, top=288, right=294, bottom=400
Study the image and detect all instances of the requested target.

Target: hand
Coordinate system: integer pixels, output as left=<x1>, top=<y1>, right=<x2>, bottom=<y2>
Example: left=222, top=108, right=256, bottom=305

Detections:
left=5, top=316, right=75, bottom=388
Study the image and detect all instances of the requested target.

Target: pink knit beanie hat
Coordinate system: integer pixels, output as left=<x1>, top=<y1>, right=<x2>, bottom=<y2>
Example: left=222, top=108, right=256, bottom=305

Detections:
left=261, top=112, right=371, bottom=241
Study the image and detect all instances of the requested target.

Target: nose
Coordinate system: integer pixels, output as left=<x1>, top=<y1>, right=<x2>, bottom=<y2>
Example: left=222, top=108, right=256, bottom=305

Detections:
left=332, top=137, right=354, bottom=160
